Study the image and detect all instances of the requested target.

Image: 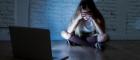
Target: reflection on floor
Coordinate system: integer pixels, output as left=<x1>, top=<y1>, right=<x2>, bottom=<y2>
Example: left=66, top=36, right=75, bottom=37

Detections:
left=0, top=40, right=140, bottom=60
left=51, top=40, right=140, bottom=60
left=52, top=45, right=104, bottom=60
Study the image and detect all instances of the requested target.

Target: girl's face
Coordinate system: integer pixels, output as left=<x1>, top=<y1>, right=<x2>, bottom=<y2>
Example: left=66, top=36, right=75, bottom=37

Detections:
left=81, top=9, right=91, bottom=20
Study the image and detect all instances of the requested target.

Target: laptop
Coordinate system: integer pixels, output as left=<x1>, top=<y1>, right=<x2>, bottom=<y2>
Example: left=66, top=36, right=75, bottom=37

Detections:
left=9, top=26, right=52, bottom=60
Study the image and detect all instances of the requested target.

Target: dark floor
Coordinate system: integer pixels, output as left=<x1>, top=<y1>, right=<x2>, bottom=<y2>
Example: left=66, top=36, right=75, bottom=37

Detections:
left=0, top=40, right=140, bottom=60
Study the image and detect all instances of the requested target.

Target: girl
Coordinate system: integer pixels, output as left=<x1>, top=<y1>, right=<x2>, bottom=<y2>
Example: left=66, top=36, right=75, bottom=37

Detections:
left=61, top=0, right=108, bottom=51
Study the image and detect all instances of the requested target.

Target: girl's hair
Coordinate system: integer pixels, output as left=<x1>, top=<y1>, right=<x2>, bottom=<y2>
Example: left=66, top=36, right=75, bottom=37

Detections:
left=72, top=0, right=106, bottom=33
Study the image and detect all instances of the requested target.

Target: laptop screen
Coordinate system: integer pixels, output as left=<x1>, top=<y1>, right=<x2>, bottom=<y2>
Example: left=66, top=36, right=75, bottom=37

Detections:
left=9, top=26, right=52, bottom=60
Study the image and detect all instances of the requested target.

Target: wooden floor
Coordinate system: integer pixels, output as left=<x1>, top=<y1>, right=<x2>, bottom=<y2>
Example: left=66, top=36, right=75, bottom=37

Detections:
left=0, top=40, right=140, bottom=60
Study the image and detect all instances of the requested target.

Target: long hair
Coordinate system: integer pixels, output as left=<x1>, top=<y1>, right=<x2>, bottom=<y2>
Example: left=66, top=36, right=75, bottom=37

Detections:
left=72, top=0, right=106, bottom=33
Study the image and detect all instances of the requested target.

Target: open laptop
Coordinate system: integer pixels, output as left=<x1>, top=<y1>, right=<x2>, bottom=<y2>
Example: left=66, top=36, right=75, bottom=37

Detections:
left=9, top=26, right=52, bottom=60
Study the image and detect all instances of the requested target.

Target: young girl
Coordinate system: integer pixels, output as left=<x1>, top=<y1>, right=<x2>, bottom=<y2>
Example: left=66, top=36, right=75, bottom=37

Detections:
left=61, top=0, right=108, bottom=50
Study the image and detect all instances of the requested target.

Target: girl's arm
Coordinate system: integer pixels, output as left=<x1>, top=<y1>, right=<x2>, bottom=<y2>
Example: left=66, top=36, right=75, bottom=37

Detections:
left=91, top=18, right=104, bottom=34
left=66, top=15, right=82, bottom=34
left=91, top=18, right=107, bottom=42
left=61, top=14, right=82, bottom=39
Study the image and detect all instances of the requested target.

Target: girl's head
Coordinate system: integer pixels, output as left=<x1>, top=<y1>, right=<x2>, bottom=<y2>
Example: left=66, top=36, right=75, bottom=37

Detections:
left=73, top=0, right=97, bottom=20
left=79, top=0, right=94, bottom=20
left=72, top=0, right=104, bottom=21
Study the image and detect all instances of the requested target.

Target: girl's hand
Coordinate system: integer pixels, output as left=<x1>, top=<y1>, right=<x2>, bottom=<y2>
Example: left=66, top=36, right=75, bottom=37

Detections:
left=97, top=33, right=107, bottom=42
left=61, top=31, right=71, bottom=39
left=75, top=13, right=82, bottom=21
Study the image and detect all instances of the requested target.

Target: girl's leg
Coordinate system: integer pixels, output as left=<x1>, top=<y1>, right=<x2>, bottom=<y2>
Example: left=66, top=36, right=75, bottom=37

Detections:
left=87, top=36, right=107, bottom=51
left=86, top=36, right=97, bottom=48
left=68, top=33, right=90, bottom=46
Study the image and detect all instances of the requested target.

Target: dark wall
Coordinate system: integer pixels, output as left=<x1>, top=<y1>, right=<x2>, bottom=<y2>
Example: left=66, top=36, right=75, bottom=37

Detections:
left=0, top=0, right=140, bottom=40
